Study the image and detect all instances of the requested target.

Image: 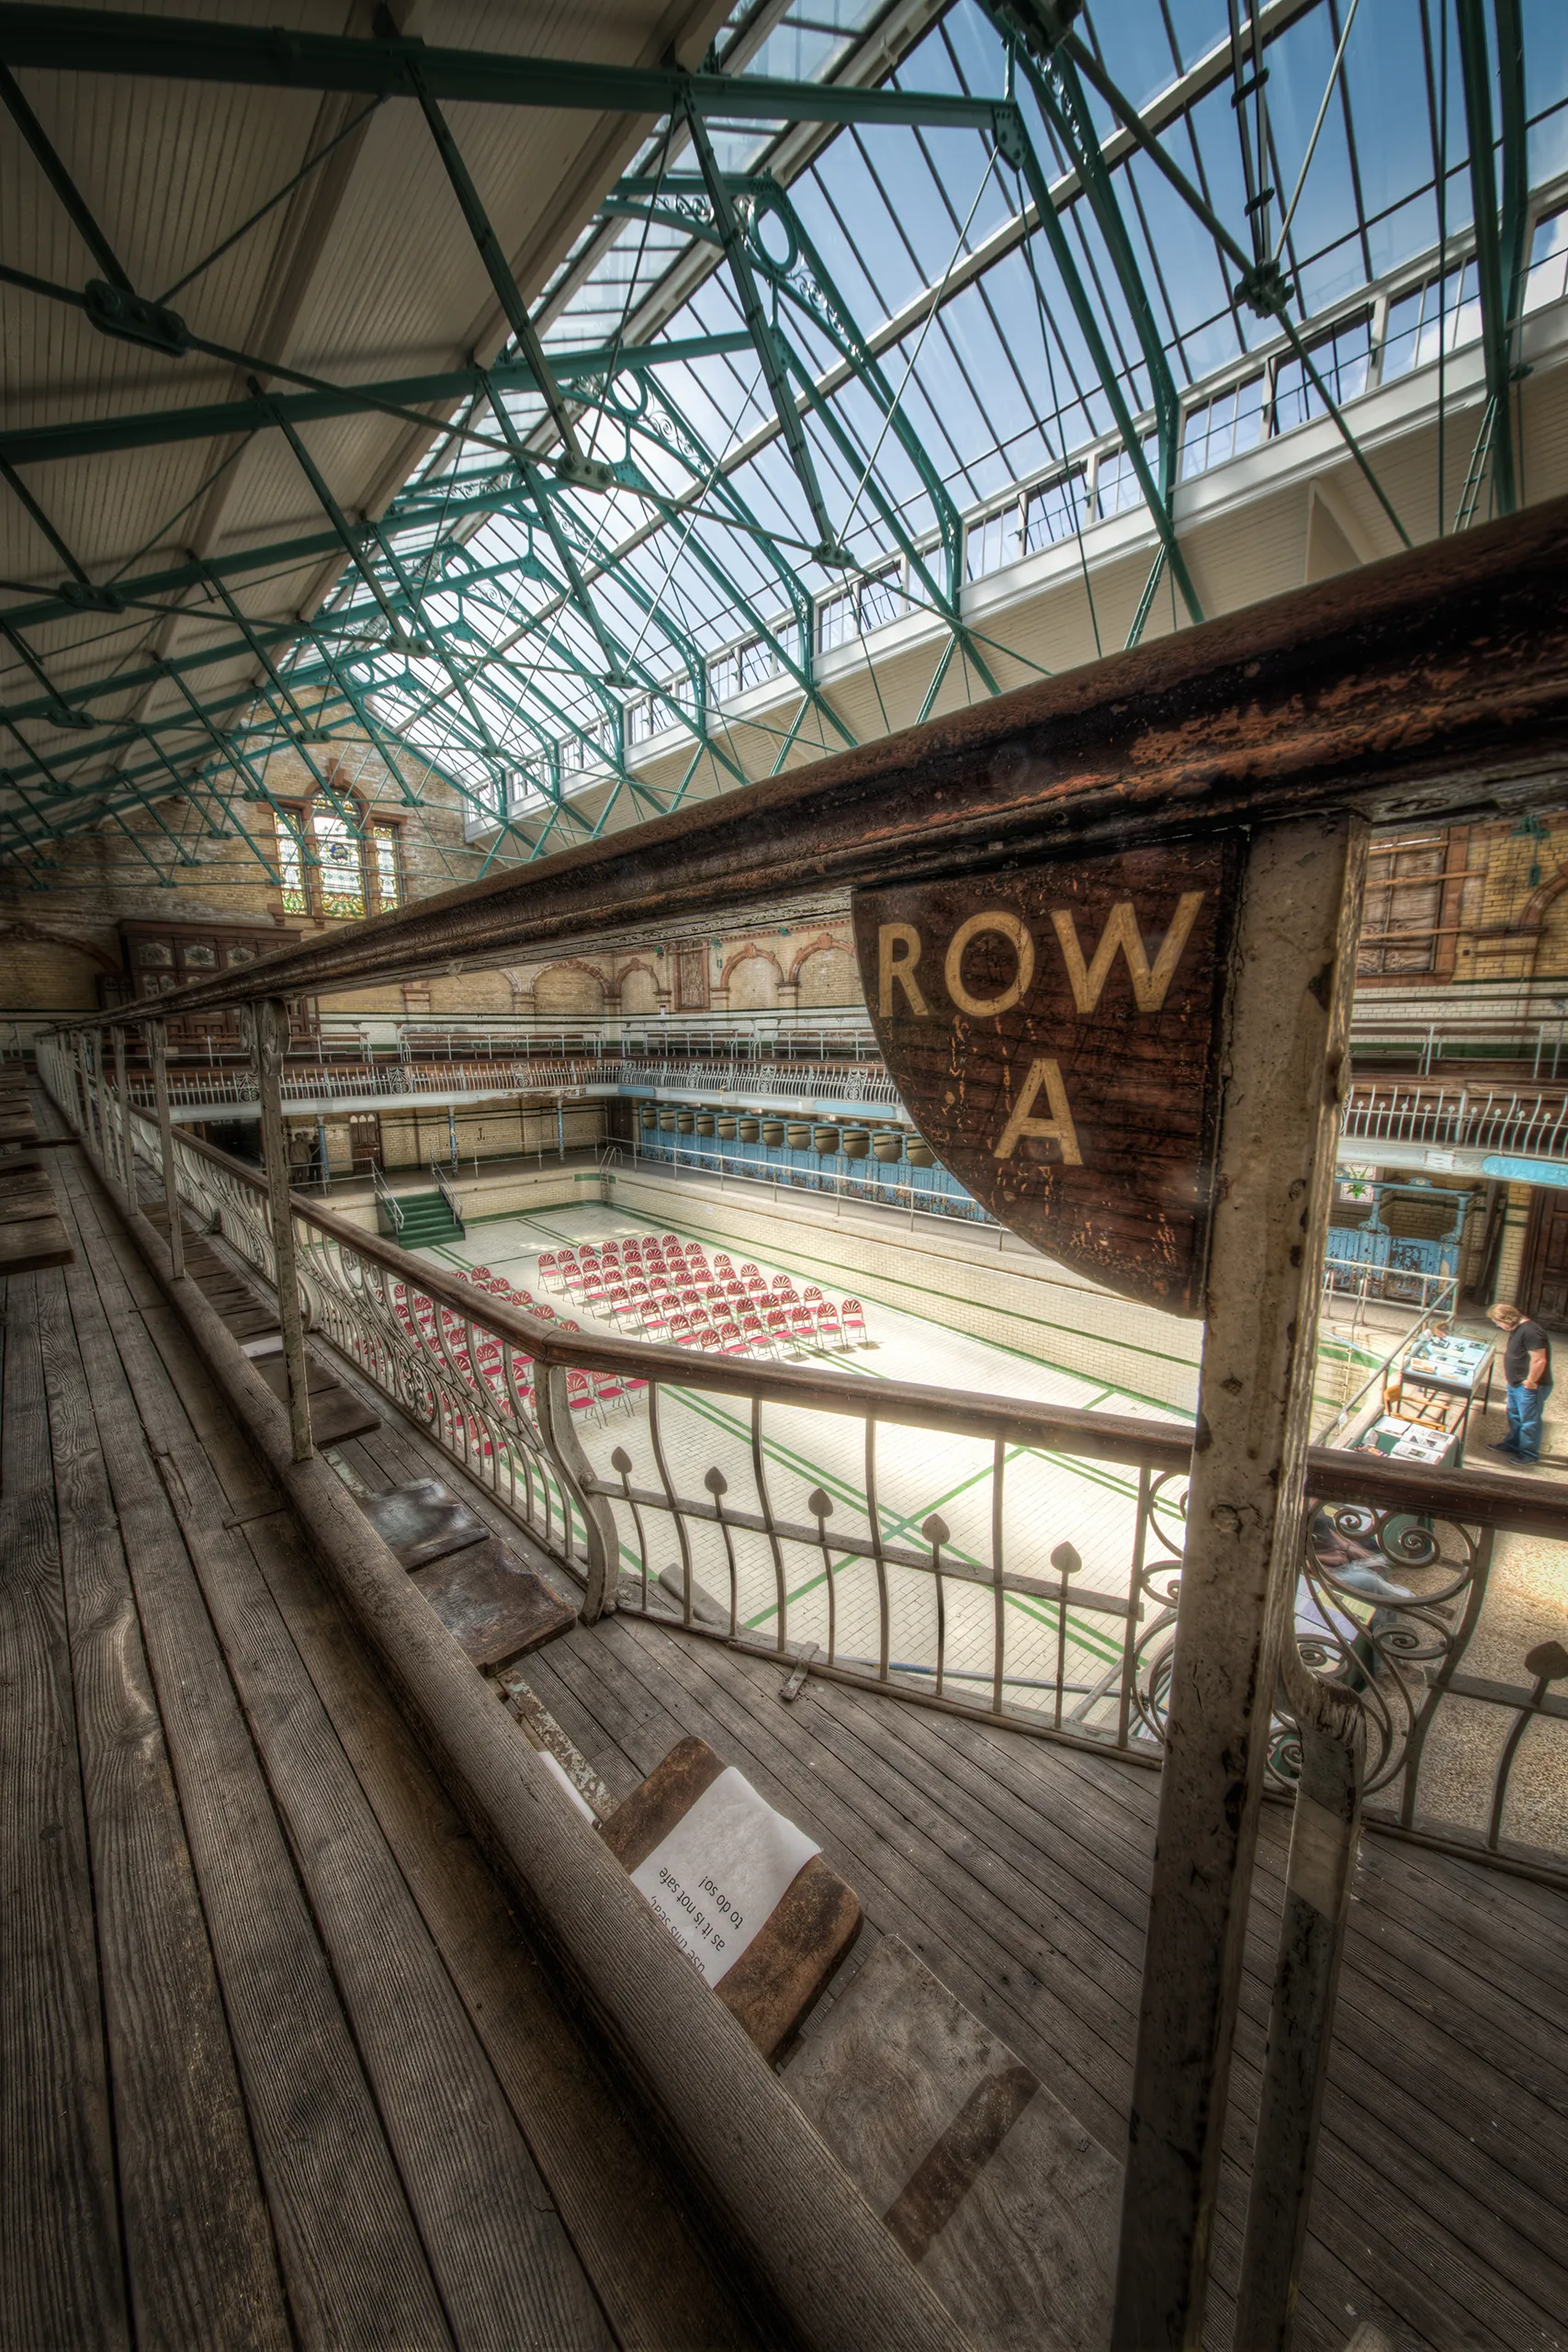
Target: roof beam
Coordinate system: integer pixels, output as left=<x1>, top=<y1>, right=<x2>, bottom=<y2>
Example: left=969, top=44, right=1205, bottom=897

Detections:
left=0, top=334, right=753, bottom=470
left=0, top=6, right=1011, bottom=130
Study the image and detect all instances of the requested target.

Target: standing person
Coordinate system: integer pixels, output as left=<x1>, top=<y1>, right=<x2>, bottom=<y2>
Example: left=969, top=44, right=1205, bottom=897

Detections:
left=1485, top=1302, right=1553, bottom=1464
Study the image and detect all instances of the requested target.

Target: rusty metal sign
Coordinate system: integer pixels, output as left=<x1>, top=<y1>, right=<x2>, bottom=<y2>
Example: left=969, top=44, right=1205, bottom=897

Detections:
left=852, top=838, right=1241, bottom=1315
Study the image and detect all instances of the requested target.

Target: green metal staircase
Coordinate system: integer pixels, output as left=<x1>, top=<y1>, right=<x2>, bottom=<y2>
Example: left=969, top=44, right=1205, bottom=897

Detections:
left=381, top=1191, right=465, bottom=1248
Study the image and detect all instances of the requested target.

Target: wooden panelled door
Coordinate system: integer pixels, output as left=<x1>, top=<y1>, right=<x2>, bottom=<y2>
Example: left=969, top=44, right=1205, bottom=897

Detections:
left=347, top=1113, right=382, bottom=1174
left=1520, top=1185, right=1568, bottom=1326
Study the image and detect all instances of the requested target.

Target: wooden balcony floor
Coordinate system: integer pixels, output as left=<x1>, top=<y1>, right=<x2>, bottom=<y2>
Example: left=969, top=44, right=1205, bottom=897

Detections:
left=319, top=1345, right=1568, bottom=2351
left=1, top=1154, right=771, bottom=2352
left=8, top=1145, right=1568, bottom=2352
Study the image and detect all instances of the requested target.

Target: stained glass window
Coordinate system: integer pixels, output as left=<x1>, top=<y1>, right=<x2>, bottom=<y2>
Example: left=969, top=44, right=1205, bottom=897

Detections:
left=276, top=809, right=309, bottom=915
left=311, top=803, right=366, bottom=919
left=373, top=821, right=402, bottom=911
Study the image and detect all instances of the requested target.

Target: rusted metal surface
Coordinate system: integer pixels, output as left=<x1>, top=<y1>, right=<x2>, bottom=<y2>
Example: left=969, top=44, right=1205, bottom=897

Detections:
left=852, top=839, right=1240, bottom=1315
left=1111, top=816, right=1367, bottom=2351
left=76, top=495, right=1568, bottom=1028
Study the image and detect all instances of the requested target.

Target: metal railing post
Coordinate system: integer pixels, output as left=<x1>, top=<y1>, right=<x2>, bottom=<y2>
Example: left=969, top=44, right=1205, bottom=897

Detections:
left=246, top=997, right=313, bottom=1462
left=111, top=1023, right=134, bottom=1202
left=1234, top=1664, right=1366, bottom=2351
left=1111, top=814, right=1368, bottom=2352
left=534, top=1363, right=619, bottom=1622
left=149, top=1018, right=185, bottom=1280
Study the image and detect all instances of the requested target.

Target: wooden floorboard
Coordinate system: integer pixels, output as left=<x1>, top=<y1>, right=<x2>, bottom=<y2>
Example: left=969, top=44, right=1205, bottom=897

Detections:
left=37, top=1264, right=293, bottom=2352
left=0, top=1269, right=129, bottom=2352
left=65, top=1161, right=625, bottom=2352
left=53, top=1173, right=457, bottom=2352
left=25, top=1150, right=782, bottom=2352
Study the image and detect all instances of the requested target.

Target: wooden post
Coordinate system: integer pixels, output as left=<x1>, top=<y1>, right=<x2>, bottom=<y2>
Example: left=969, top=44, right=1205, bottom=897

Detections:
left=149, top=1019, right=185, bottom=1280
left=1110, top=813, right=1367, bottom=2352
left=1234, top=1702, right=1364, bottom=2350
left=247, top=995, right=313, bottom=1463
left=111, top=1023, right=134, bottom=1201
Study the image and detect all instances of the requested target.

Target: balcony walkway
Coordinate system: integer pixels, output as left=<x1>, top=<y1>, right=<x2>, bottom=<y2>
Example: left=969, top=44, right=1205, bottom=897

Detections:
left=7, top=1142, right=1568, bottom=2352
left=0, top=1153, right=771, bottom=2352
left=316, top=1354, right=1568, bottom=2351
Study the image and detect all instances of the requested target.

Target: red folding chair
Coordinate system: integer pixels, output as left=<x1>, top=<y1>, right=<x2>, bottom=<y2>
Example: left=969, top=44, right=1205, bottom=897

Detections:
left=790, top=1306, right=814, bottom=1350
left=842, top=1298, right=868, bottom=1345
left=739, top=1264, right=760, bottom=1279
left=718, top=1321, right=747, bottom=1358
left=669, top=1314, right=695, bottom=1347
left=817, top=1302, right=843, bottom=1348
left=566, top=1369, right=603, bottom=1424
left=713, top=1254, right=733, bottom=1272
left=803, top=1284, right=824, bottom=1305
left=772, top=1273, right=792, bottom=1292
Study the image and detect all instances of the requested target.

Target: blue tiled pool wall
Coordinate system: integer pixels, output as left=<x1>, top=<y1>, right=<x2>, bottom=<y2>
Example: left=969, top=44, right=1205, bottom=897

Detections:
left=629, top=1104, right=989, bottom=1224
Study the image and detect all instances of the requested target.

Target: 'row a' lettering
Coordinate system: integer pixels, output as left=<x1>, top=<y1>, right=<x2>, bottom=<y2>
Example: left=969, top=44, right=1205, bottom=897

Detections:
left=878, top=892, right=1204, bottom=1020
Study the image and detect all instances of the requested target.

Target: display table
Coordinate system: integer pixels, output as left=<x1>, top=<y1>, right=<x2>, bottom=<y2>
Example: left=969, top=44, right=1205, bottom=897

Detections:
left=1397, top=1333, right=1494, bottom=1465
left=1353, top=1411, right=1461, bottom=1470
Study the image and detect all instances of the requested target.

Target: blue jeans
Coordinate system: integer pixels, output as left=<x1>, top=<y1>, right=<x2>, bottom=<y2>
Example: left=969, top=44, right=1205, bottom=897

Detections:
left=1506, top=1382, right=1549, bottom=1460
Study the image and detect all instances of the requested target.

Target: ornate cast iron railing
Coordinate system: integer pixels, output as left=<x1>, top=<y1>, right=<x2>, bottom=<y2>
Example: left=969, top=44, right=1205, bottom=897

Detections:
left=73, top=1060, right=1568, bottom=1887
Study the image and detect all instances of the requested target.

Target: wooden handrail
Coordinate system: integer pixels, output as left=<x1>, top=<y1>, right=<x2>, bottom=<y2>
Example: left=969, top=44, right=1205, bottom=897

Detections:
left=166, top=1122, right=1568, bottom=1544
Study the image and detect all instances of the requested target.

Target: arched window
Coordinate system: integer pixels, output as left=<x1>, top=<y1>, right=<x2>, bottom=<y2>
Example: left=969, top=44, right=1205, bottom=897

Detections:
left=275, top=789, right=403, bottom=920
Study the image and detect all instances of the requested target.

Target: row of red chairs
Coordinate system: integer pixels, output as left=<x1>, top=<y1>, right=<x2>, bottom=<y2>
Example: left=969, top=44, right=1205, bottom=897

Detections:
left=535, top=1236, right=870, bottom=1354
left=387, top=1277, right=637, bottom=1428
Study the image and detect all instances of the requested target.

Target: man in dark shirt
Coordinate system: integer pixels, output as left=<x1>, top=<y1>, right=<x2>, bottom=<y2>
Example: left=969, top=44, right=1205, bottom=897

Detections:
left=1485, top=1303, right=1553, bottom=1464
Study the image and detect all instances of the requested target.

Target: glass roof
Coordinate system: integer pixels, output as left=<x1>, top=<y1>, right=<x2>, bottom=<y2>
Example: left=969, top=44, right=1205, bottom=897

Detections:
left=12, top=0, right=1568, bottom=868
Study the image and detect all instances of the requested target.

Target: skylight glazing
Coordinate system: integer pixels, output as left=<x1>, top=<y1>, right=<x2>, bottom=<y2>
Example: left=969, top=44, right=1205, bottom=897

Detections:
left=254, top=0, right=1568, bottom=855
